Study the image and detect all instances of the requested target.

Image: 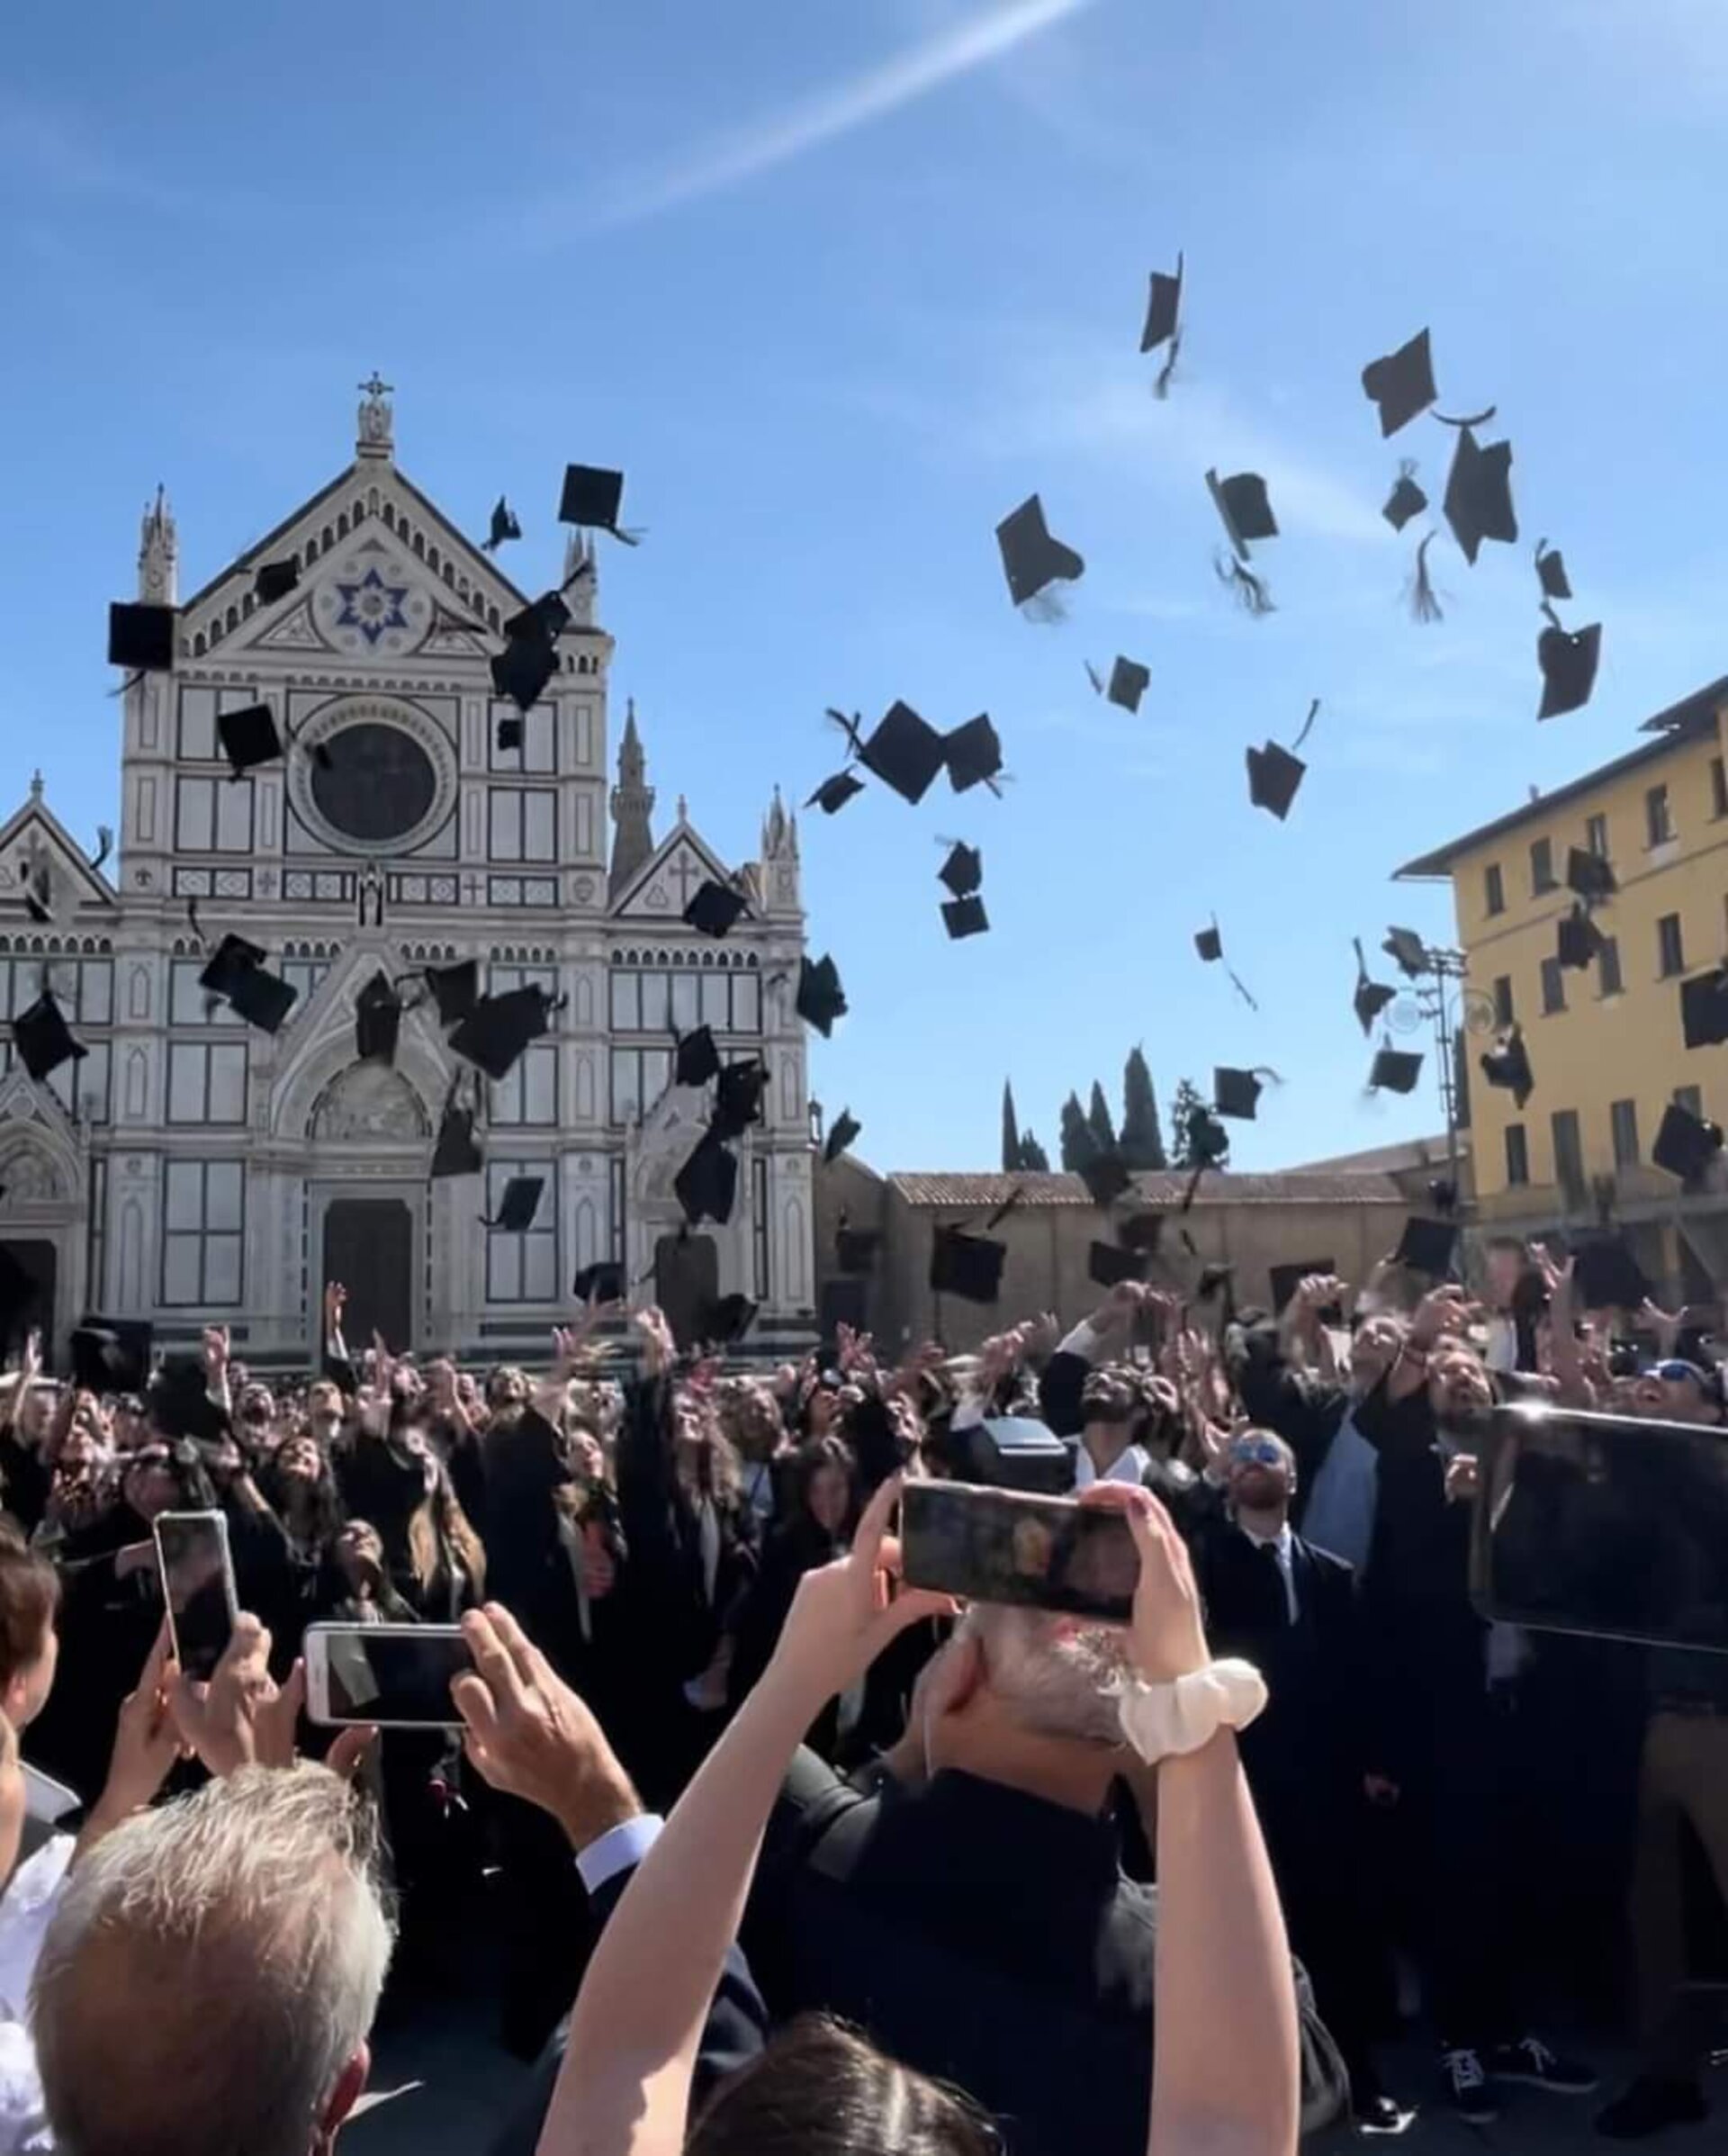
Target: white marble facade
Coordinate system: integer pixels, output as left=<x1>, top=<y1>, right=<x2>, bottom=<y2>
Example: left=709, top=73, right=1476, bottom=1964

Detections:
left=0, top=383, right=814, bottom=1365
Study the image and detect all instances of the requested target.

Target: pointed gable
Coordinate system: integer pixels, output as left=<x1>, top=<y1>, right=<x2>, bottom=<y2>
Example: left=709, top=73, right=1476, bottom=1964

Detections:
left=609, top=820, right=750, bottom=927
left=0, top=791, right=118, bottom=921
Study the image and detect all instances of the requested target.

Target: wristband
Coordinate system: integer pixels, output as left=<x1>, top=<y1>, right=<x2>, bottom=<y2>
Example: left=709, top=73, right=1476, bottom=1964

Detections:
left=1117, top=1659, right=1268, bottom=1764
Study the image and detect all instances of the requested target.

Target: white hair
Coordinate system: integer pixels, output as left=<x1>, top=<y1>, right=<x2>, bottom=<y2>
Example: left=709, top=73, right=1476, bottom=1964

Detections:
left=959, top=1603, right=1130, bottom=1745
left=32, top=1763, right=393, bottom=2156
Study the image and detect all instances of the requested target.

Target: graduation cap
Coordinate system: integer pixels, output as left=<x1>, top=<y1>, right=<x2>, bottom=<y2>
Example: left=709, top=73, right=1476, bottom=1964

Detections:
left=1186, top=1106, right=1232, bottom=1167
left=1681, top=967, right=1728, bottom=1050
left=860, top=702, right=946, bottom=806
left=938, top=843, right=982, bottom=899
left=711, top=1058, right=768, bottom=1141
left=490, top=636, right=558, bottom=714
left=1566, top=847, right=1616, bottom=906
left=1654, top=1100, right=1724, bottom=1185
left=496, top=714, right=524, bottom=753
left=504, top=591, right=572, bottom=645
left=108, top=602, right=175, bottom=672
left=1106, top=658, right=1150, bottom=715
left=1443, top=427, right=1518, bottom=565
left=573, top=1261, right=625, bottom=1305
left=1353, top=939, right=1398, bottom=1036
left=1480, top=1026, right=1535, bottom=1109
left=215, top=703, right=283, bottom=777
left=197, top=935, right=297, bottom=1034
left=941, top=896, right=989, bottom=941
left=1206, top=469, right=1278, bottom=558
left=1089, top=1240, right=1146, bottom=1289
left=1195, top=1262, right=1235, bottom=1304
left=675, top=1131, right=738, bottom=1226
left=929, top=1225, right=1005, bottom=1304
left=995, top=494, right=1084, bottom=612
left=702, top=1293, right=758, bottom=1348
left=684, top=880, right=748, bottom=939
left=1394, top=1215, right=1458, bottom=1275
left=674, top=1025, right=721, bottom=1089
left=1246, top=741, right=1306, bottom=822
left=423, top=958, right=480, bottom=1028
left=1139, top=251, right=1183, bottom=367
left=1078, top=1150, right=1131, bottom=1208
left=1369, top=1043, right=1424, bottom=1096
left=1382, top=926, right=1430, bottom=979
left=558, top=464, right=634, bottom=540
left=449, top=986, right=553, bottom=1080
left=356, top=971, right=401, bottom=1065
left=1535, top=539, right=1572, bottom=602
left=1573, top=1236, right=1650, bottom=1313
left=806, top=770, right=865, bottom=816
left=1537, top=613, right=1602, bottom=721
left=1214, top=1066, right=1279, bottom=1121
left=484, top=497, right=522, bottom=553
left=943, top=714, right=1004, bottom=795
left=429, top=1100, right=483, bottom=1180
left=254, top=559, right=300, bottom=605
left=148, top=1354, right=227, bottom=1443
left=10, top=992, right=86, bottom=1085
left=1120, top=1211, right=1164, bottom=1254
left=1361, top=328, right=1436, bottom=438
left=483, top=1177, right=544, bottom=1233
left=824, top=1108, right=861, bottom=1165
left=1194, top=920, right=1223, bottom=964
left=836, top=1227, right=879, bottom=1274
left=70, top=1319, right=154, bottom=1396
left=796, top=955, right=848, bottom=1037
left=1557, top=905, right=1606, bottom=971
left=1382, top=465, right=1428, bottom=532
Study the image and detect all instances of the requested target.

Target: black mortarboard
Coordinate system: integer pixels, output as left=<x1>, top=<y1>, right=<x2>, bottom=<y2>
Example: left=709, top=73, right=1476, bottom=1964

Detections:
left=1139, top=255, right=1183, bottom=354
left=486, top=1177, right=544, bottom=1233
left=1214, top=1067, right=1274, bottom=1121
left=836, top=1226, right=880, bottom=1273
left=684, top=880, right=748, bottom=938
left=70, top=1319, right=153, bottom=1395
left=148, top=1354, right=227, bottom=1443
left=1480, top=1027, right=1535, bottom=1108
left=1194, top=921, right=1223, bottom=964
left=1106, top=658, right=1149, bottom=715
left=1246, top=741, right=1306, bottom=821
left=675, top=1132, right=738, bottom=1226
left=1354, top=939, right=1398, bottom=1035
left=497, top=714, right=524, bottom=753
left=1443, top=428, right=1517, bottom=565
left=486, top=497, right=522, bottom=551
left=1566, top=847, right=1616, bottom=905
left=995, top=494, right=1084, bottom=609
left=197, top=935, right=297, bottom=1034
left=1382, top=468, right=1428, bottom=531
left=11, top=994, right=86, bottom=1084
left=1089, top=1240, right=1146, bottom=1289
left=429, top=1101, right=482, bottom=1179
left=490, top=636, right=558, bottom=713
left=1654, top=1100, right=1724, bottom=1184
left=711, top=1058, right=768, bottom=1141
left=1394, top=1215, right=1458, bottom=1275
left=1681, top=967, right=1728, bottom=1050
left=1369, top=1045, right=1424, bottom=1096
left=935, top=845, right=981, bottom=904
left=356, top=971, right=400, bottom=1065
left=1572, top=1236, right=1650, bottom=1313
left=806, top=771, right=865, bottom=816
left=255, top=559, right=300, bottom=605
left=196, top=933, right=265, bottom=998
left=703, top=1293, right=758, bottom=1348
left=1196, top=1264, right=1234, bottom=1304
left=943, top=714, right=1004, bottom=794
left=1382, top=926, right=1430, bottom=978
left=941, top=897, right=990, bottom=942
left=675, top=1025, right=721, bottom=1089
left=861, top=702, right=946, bottom=806
left=449, top=986, right=551, bottom=1080
left=108, top=601, right=176, bottom=672
left=1079, top=1150, right=1132, bottom=1208
left=1120, top=1212, right=1164, bottom=1253
left=1206, top=469, right=1278, bottom=559
left=1361, top=329, right=1436, bottom=438
left=504, top=591, right=571, bottom=644
left=929, top=1226, right=1005, bottom=1304
left=1535, top=540, right=1572, bottom=602
left=422, top=959, right=479, bottom=1028
left=558, top=465, right=626, bottom=531
left=796, top=955, right=847, bottom=1037
left=1537, top=618, right=1602, bottom=721
left=1187, top=1106, right=1231, bottom=1166
left=573, top=1261, right=626, bottom=1304
left=1557, top=906, right=1606, bottom=971
left=824, top=1109, right=861, bottom=1165
left=216, top=704, right=283, bottom=776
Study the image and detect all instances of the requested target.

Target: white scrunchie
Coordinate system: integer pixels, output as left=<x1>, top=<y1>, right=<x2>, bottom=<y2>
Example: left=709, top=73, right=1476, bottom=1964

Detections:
left=1117, top=1659, right=1269, bottom=1763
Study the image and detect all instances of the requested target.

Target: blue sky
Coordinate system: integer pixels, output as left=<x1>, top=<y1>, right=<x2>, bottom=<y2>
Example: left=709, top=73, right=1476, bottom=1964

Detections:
left=3, top=0, right=1725, bottom=1175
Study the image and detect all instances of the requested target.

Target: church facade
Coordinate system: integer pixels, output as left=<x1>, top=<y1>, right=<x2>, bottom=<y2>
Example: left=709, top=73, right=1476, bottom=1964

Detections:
left=0, top=380, right=816, bottom=1367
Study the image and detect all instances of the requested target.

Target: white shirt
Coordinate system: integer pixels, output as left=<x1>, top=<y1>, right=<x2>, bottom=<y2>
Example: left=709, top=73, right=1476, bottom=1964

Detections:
left=1299, top=1409, right=1379, bottom=1574
left=1238, top=1521, right=1299, bottom=1623
left=1074, top=1441, right=1151, bottom=1490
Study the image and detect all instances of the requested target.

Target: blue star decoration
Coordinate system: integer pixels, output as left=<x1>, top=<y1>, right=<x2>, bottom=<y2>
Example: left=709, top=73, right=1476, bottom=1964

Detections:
left=333, top=566, right=410, bottom=646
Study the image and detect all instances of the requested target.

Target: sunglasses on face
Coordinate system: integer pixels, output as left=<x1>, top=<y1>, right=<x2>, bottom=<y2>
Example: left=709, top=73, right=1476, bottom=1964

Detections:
left=1229, top=1437, right=1285, bottom=1467
left=1653, top=1359, right=1711, bottom=1389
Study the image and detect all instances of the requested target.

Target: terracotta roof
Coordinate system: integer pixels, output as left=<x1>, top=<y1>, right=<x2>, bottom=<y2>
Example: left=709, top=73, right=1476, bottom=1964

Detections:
left=886, top=1170, right=1405, bottom=1210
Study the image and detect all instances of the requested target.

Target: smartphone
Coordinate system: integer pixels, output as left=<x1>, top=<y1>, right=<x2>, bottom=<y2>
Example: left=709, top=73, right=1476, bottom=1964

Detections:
left=901, top=1481, right=1138, bottom=1621
left=303, top=1622, right=474, bottom=1728
left=1471, top=1403, right=1728, bottom=1654
left=153, top=1510, right=237, bottom=1682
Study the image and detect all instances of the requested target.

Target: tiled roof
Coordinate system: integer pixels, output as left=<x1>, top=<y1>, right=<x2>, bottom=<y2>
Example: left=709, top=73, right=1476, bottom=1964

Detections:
left=886, top=1170, right=1405, bottom=1210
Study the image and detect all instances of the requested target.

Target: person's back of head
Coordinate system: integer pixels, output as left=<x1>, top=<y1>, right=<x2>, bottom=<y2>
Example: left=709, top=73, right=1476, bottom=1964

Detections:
left=688, top=2016, right=996, bottom=2156
left=32, top=1763, right=393, bottom=2156
left=0, top=1535, right=59, bottom=1730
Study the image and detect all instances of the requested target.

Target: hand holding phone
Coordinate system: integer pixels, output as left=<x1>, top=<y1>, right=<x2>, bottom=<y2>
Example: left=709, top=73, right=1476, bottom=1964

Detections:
left=304, top=1623, right=473, bottom=1728
left=153, top=1511, right=237, bottom=1682
left=901, top=1481, right=1139, bottom=1622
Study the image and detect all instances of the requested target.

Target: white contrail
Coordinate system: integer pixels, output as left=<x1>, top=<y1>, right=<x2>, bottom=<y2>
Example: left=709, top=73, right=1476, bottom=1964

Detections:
left=577, top=0, right=1095, bottom=232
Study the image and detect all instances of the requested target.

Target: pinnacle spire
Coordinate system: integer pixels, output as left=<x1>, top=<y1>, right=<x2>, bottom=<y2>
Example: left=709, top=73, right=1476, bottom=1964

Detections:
left=608, top=698, right=656, bottom=898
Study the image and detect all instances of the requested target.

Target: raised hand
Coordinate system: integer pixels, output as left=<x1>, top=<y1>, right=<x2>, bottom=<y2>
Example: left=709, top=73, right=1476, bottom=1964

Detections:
left=1408, top=1284, right=1474, bottom=1351
left=1080, top=1482, right=1210, bottom=1684
left=632, top=1304, right=675, bottom=1376
left=168, top=1613, right=277, bottom=1780
left=202, top=1324, right=230, bottom=1378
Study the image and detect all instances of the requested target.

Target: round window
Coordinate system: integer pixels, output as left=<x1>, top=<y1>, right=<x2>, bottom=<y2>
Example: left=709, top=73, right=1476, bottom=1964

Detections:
left=309, top=723, right=438, bottom=843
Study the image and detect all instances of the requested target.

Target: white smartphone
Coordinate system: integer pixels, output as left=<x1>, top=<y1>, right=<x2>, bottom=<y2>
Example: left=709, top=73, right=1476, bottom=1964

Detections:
left=153, top=1510, right=237, bottom=1682
left=302, top=1622, right=473, bottom=1729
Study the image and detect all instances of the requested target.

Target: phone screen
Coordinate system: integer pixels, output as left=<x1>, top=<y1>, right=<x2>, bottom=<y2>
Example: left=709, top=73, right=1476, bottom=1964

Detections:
left=310, top=1626, right=474, bottom=1727
left=154, top=1511, right=236, bottom=1682
left=1472, top=1403, right=1728, bottom=1654
left=901, top=1481, right=1138, bottom=1620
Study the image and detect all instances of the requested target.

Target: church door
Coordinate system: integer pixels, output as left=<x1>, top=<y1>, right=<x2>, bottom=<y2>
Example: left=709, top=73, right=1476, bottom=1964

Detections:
left=0, top=1241, right=55, bottom=1357
left=322, top=1201, right=414, bottom=1355
left=654, top=1232, right=718, bottom=1349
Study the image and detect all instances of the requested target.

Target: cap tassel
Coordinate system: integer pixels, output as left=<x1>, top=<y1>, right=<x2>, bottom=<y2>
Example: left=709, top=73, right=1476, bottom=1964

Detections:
left=1432, top=402, right=1497, bottom=429
left=1154, top=324, right=1183, bottom=401
left=1407, top=532, right=1443, bottom=624
left=1214, top=553, right=1274, bottom=617
left=90, top=825, right=112, bottom=873
left=1180, top=1162, right=1206, bottom=1213
left=560, top=554, right=597, bottom=598
left=1084, top=660, right=1104, bottom=694
left=1290, top=697, right=1320, bottom=751
left=1226, top=967, right=1259, bottom=1012
left=824, top=707, right=865, bottom=759
left=185, top=897, right=205, bottom=949
left=985, top=1185, right=1026, bottom=1231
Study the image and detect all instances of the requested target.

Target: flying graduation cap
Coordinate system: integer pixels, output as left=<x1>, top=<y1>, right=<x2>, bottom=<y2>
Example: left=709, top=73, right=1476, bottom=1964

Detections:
left=1206, top=469, right=1278, bottom=614
left=429, top=1096, right=483, bottom=1180
left=711, top=1059, right=769, bottom=1142
left=1393, top=1215, right=1458, bottom=1276
left=107, top=603, right=176, bottom=674
left=1193, top=917, right=1256, bottom=1009
left=859, top=702, right=946, bottom=806
left=1537, top=607, right=1602, bottom=720
left=943, top=714, right=1004, bottom=795
left=254, top=559, right=300, bottom=605
left=1078, top=1150, right=1132, bottom=1209
left=1360, top=328, right=1437, bottom=438
left=1653, top=1099, right=1724, bottom=1186
left=929, top=1224, right=1006, bottom=1304
left=796, top=955, right=848, bottom=1038
left=806, top=769, right=866, bottom=816
left=558, top=465, right=638, bottom=543
left=1680, top=966, right=1728, bottom=1050
left=1535, top=539, right=1572, bottom=602
left=1557, top=905, right=1606, bottom=971
left=702, top=1293, right=758, bottom=1349
left=938, top=842, right=982, bottom=898
left=674, top=1024, right=722, bottom=1089
left=1139, top=250, right=1184, bottom=397
left=1443, top=426, right=1518, bottom=564
left=11, top=993, right=86, bottom=1084
left=1246, top=698, right=1318, bottom=822
left=482, top=1177, right=544, bottom=1233
left=1353, top=938, right=1398, bottom=1036
left=1213, top=1066, right=1281, bottom=1121
left=1566, top=846, right=1616, bottom=906
left=1089, top=1240, right=1147, bottom=1289
left=1382, top=925, right=1430, bottom=979
left=197, top=934, right=298, bottom=1034
left=1382, top=462, right=1428, bottom=532
left=449, top=985, right=554, bottom=1080
left=423, top=958, right=480, bottom=1028
left=573, top=1262, right=626, bottom=1305
left=1106, top=658, right=1150, bottom=714
left=1368, top=1042, right=1425, bottom=1096
left=683, top=879, right=749, bottom=939
left=490, top=633, right=558, bottom=714
left=356, top=971, right=401, bottom=1064
left=1480, top=1025, right=1535, bottom=1108
left=675, top=1130, right=739, bottom=1226
left=483, top=497, right=522, bottom=553
left=824, top=1109, right=862, bottom=1165
left=995, top=494, right=1084, bottom=614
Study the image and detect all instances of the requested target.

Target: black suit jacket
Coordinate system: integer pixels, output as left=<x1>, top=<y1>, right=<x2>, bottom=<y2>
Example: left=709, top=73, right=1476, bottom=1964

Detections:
left=491, top=1857, right=769, bottom=2156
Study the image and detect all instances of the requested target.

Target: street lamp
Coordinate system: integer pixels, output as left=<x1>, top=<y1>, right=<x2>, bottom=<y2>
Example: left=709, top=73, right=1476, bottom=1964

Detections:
left=1381, top=927, right=1498, bottom=1210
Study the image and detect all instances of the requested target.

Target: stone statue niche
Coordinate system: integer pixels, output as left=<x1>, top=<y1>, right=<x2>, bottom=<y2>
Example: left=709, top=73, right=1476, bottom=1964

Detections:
left=310, top=1062, right=429, bottom=1143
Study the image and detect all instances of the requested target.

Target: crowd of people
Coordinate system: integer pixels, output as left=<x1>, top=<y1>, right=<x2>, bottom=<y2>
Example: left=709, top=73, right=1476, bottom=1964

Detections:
left=0, top=1240, right=1724, bottom=2153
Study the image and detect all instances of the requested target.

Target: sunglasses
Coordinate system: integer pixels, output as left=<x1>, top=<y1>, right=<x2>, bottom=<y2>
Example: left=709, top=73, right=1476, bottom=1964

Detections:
left=1229, top=1437, right=1285, bottom=1467
left=1653, top=1359, right=1712, bottom=1389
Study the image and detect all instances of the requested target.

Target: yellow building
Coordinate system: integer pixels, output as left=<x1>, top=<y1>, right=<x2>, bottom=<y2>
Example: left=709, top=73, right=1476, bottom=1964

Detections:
left=1396, top=672, right=1728, bottom=1299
